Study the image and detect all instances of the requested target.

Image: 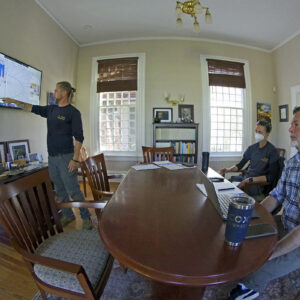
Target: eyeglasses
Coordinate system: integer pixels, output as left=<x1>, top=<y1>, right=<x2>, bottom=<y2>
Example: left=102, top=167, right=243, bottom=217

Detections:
left=290, top=122, right=300, bottom=129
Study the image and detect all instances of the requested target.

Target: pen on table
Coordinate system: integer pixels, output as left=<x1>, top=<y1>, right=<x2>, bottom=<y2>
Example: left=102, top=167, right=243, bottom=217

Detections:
left=218, top=187, right=235, bottom=191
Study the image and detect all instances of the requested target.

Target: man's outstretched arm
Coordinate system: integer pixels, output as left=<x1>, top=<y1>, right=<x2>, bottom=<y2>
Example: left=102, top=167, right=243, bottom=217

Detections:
left=1, top=98, right=32, bottom=112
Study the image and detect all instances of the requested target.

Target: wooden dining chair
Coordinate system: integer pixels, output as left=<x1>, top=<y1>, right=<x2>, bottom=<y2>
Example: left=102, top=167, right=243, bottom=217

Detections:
left=0, top=169, right=113, bottom=300
left=78, top=146, right=89, bottom=197
left=277, top=147, right=286, bottom=158
left=82, top=153, right=122, bottom=202
left=142, top=146, right=174, bottom=163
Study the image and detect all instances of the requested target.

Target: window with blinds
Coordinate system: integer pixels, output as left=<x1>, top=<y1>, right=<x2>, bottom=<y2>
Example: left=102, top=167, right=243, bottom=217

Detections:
left=207, top=59, right=246, bottom=153
left=97, top=58, right=138, bottom=152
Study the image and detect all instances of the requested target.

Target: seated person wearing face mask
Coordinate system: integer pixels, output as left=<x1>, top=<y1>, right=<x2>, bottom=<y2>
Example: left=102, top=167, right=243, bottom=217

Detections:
left=220, top=120, right=279, bottom=197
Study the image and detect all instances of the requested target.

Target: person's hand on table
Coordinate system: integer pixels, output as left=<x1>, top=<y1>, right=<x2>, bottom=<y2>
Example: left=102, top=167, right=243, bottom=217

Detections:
left=220, top=168, right=227, bottom=177
left=237, top=178, right=249, bottom=190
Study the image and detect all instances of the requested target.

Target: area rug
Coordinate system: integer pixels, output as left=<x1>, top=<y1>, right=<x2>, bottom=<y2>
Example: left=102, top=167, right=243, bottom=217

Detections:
left=33, top=261, right=300, bottom=300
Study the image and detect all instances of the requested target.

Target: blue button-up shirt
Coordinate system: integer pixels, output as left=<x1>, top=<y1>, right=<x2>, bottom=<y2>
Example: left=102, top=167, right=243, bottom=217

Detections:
left=270, top=152, right=300, bottom=232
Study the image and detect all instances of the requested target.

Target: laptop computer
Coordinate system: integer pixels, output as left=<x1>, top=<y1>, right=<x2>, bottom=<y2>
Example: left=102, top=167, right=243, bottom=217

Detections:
left=199, top=170, right=259, bottom=220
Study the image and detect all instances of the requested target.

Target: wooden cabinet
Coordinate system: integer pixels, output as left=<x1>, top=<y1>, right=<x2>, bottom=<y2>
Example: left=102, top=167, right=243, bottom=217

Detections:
left=153, top=123, right=199, bottom=163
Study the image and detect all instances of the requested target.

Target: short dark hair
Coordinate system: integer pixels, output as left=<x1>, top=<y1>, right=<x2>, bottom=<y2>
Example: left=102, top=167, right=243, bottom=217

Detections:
left=256, top=120, right=272, bottom=133
left=293, top=106, right=300, bottom=115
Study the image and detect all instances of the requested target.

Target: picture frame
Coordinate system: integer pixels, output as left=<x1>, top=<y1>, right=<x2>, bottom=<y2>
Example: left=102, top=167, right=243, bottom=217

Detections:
left=279, top=104, right=288, bottom=122
left=7, top=140, right=30, bottom=161
left=153, top=108, right=173, bottom=123
left=257, top=103, right=271, bottom=123
left=178, top=104, right=194, bottom=123
left=0, top=142, right=7, bottom=163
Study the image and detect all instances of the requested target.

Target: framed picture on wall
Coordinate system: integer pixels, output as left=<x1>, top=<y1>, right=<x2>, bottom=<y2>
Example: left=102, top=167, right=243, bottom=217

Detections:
left=153, top=108, right=173, bottom=123
left=178, top=104, right=194, bottom=123
left=7, top=140, right=30, bottom=161
left=0, top=142, right=7, bottom=163
left=257, top=103, right=271, bottom=123
left=279, top=104, right=288, bottom=122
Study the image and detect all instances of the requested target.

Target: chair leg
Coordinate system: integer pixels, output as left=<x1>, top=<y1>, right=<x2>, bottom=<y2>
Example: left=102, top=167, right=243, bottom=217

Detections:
left=119, top=262, right=128, bottom=274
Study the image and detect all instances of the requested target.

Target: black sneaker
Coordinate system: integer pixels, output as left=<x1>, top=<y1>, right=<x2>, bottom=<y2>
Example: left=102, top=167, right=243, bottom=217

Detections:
left=227, top=284, right=259, bottom=300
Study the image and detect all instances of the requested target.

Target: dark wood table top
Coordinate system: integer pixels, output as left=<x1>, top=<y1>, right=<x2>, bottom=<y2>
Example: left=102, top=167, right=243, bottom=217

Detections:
left=99, top=167, right=277, bottom=287
left=0, top=163, right=48, bottom=185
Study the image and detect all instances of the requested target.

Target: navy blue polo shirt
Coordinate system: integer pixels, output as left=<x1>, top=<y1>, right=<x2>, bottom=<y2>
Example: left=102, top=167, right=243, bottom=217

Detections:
left=32, top=104, right=84, bottom=156
left=236, top=141, right=279, bottom=182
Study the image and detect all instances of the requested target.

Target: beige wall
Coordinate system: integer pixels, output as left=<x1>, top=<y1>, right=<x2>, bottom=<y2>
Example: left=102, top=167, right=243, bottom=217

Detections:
left=0, top=0, right=78, bottom=160
left=77, top=40, right=277, bottom=171
left=273, top=34, right=300, bottom=158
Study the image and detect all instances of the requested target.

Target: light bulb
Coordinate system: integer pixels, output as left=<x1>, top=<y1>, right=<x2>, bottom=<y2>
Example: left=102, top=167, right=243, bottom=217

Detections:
left=193, top=19, right=200, bottom=33
left=176, top=7, right=183, bottom=17
left=205, top=9, right=212, bottom=24
left=194, top=3, right=203, bottom=14
left=176, top=18, right=183, bottom=29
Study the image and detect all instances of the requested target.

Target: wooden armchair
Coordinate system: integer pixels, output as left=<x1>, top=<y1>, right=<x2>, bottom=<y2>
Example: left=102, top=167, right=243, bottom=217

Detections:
left=142, top=146, right=174, bottom=163
left=78, top=146, right=89, bottom=197
left=0, top=169, right=113, bottom=300
left=230, top=149, right=286, bottom=196
left=82, top=153, right=122, bottom=202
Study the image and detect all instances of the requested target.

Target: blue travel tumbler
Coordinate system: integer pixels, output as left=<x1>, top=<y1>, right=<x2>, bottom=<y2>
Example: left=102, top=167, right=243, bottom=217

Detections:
left=225, top=196, right=255, bottom=246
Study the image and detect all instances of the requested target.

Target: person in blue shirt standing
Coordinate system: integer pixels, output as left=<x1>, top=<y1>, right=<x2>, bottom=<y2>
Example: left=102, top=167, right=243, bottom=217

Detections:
left=2, top=82, right=92, bottom=229
left=227, top=106, right=300, bottom=300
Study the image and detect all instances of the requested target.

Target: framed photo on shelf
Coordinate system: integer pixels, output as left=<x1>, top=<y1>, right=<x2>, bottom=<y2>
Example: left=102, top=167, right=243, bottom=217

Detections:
left=0, top=142, right=7, bottom=163
left=153, top=108, right=173, bottom=123
left=7, top=140, right=30, bottom=161
left=279, top=104, right=288, bottom=122
left=178, top=104, right=194, bottom=122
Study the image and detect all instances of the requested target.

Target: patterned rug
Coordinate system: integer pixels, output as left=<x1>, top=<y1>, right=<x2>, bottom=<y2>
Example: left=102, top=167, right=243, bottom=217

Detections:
left=33, top=261, right=300, bottom=300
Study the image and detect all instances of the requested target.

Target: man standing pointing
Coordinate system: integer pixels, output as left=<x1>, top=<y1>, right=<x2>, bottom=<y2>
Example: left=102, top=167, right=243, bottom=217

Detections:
left=2, top=81, right=91, bottom=229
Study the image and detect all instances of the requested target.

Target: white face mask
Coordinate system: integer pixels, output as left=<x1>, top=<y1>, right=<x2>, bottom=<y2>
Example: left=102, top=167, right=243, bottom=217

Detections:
left=291, top=140, right=299, bottom=148
left=255, top=133, right=264, bottom=143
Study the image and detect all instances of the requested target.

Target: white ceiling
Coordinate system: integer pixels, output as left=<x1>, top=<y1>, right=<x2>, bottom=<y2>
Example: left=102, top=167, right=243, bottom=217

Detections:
left=36, top=0, right=300, bottom=51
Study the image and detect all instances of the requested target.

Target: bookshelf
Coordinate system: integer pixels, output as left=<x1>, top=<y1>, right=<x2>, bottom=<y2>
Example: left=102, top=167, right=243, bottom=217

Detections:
left=153, top=123, right=199, bottom=163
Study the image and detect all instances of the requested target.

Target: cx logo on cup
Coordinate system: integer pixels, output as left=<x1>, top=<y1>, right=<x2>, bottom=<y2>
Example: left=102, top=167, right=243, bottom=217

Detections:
left=228, top=213, right=250, bottom=224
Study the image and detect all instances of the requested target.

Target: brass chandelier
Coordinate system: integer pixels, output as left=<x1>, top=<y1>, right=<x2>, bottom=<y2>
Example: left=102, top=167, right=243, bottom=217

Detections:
left=176, top=0, right=212, bottom=33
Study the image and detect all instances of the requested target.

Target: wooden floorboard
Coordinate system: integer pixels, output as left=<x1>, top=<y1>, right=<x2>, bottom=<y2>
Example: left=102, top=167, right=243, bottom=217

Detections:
left=0, top=181, right=119, bottom=299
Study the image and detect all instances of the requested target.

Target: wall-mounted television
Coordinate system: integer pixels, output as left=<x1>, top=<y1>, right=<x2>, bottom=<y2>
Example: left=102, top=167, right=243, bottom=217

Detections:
left=0, top=52, right=42, bottom=109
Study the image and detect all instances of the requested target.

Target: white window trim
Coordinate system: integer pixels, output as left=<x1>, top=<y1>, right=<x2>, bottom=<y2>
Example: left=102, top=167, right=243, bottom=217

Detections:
left=200, top=55, right=252, bottom=160
left=90, top=53, right=146, bottom=160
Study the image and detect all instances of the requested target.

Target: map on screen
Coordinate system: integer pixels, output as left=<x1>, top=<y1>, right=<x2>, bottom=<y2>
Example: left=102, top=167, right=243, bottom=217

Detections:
left=0, top=52, right=42, bottom=109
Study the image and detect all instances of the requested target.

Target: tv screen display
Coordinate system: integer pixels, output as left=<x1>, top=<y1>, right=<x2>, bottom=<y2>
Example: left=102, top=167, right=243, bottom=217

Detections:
left=0, top=52, right=42, bottom=109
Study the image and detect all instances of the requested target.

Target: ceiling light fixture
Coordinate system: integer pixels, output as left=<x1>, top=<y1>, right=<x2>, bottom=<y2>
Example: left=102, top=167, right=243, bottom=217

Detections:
left=175, top=0, right=212, bottom=32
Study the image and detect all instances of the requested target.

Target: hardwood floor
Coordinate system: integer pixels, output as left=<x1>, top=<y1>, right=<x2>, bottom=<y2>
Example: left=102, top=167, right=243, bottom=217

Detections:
left=0, top=181, right=119, bottom=300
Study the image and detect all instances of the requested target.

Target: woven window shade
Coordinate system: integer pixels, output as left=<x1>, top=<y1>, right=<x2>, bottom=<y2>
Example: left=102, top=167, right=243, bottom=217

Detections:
left=207, top=59, right=246, bottom=88
left=97, top=58, right=138, bottom=93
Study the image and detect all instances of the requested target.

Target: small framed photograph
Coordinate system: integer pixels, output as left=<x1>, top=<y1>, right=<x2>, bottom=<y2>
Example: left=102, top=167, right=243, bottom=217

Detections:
left=178, top=104, right=194, bottom=122
left=153, top=108, right=173, bottom=123
left=7, top=140, right=30, bottom=161
left=0, top=142, right=7, bottom=163
left=279, top=104, right=288, bottom=122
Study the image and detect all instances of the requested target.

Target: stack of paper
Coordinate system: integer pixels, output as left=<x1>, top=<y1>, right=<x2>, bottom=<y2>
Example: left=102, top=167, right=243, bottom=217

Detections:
left=131, top=164, right=160, bottom=171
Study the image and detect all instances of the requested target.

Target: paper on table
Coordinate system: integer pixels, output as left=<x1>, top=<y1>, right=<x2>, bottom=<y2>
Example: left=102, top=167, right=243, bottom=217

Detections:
left=153, top=161, right=190, bottom=170
left=152, top=161, right=172, bottom=166
left=131, top=164, right=160, bottom=171
left=213, top=182, right=244, bottom=194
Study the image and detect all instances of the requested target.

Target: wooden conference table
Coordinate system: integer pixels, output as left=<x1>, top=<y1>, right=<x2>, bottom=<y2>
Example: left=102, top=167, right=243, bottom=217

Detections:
left=99, top=166, right=277, bottom=298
